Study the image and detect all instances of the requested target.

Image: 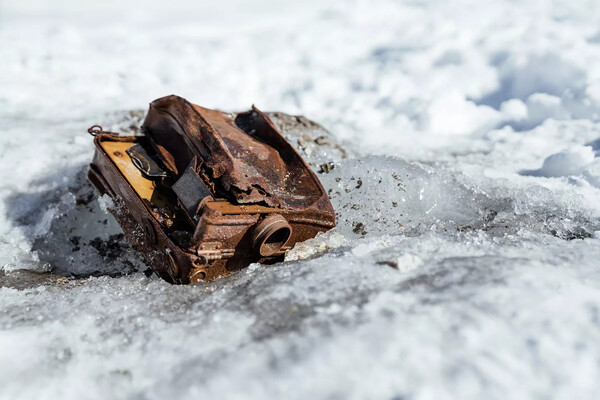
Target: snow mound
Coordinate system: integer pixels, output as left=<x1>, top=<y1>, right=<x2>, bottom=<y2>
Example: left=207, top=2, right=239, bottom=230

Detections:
left=540, top=146, right=595, bottom=177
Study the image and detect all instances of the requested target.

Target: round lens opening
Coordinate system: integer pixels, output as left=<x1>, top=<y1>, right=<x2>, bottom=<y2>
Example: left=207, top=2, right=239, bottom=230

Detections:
left=261, top=226, right=291, bottom=256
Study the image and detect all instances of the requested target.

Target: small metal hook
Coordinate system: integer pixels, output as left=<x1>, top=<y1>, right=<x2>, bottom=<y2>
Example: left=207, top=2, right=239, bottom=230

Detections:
left=88, top=125, right=103, bottom=136
left=88, top=125, right=119, bottom=137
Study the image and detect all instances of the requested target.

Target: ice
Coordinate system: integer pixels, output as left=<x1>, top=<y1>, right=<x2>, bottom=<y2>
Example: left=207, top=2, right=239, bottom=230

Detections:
left=285, top=230, right=348, bottom=262
left=3, top=0, right=600, bottom=399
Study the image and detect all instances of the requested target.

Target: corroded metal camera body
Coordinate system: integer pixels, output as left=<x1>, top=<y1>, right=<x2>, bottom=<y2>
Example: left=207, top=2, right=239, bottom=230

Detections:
left=88, top=95, right=335, bottom=283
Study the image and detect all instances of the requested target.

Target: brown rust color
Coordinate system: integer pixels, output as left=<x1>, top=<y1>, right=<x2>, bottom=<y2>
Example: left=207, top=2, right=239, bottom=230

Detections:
left=88, top=95, right=335, bottom=284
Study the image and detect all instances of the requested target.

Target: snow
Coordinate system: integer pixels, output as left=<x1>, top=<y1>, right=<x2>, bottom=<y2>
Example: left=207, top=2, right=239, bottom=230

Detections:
left=2, top=0, right=600, bottom=399
left=539, top=146, right=595, bottom=178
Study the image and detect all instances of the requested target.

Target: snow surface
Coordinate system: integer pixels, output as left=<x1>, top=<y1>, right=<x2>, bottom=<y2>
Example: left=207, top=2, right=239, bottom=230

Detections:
left=2, top=0, right=600, bottom=399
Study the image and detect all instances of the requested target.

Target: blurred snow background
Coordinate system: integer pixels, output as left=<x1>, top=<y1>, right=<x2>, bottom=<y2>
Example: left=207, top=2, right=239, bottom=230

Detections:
left=2, top=0, right=600, bottom=399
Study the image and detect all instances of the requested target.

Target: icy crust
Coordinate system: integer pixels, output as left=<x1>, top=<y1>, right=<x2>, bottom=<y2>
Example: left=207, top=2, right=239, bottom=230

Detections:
left=320, top=156, right=600, bottom=242
left=2, top=233, right=600, bottom=399
left=5, top=147, right=597, bottom=280
left=3, top=155, right=600, bottom=399
left=3, top=116, right=600, bottom=399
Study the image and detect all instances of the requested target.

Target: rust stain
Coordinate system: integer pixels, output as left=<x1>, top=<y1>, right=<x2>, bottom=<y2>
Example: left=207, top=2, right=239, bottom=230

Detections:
left=88, top=95, right=335, bottom=284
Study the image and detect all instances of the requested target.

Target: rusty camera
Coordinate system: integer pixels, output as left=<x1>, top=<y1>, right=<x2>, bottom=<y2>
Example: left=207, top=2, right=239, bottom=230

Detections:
left=88, top=95, right=335, bottom=283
